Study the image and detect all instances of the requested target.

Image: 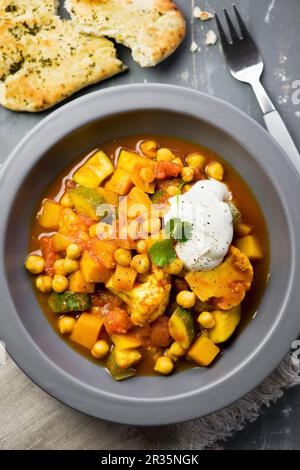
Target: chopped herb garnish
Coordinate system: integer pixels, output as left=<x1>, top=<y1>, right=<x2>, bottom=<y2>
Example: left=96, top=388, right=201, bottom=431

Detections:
left=148, top=239, right=177, bottom=268
left=165, top=218, right=193, bottom=243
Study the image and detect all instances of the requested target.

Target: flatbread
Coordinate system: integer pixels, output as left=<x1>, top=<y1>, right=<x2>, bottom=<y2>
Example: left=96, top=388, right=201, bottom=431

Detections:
left=65, top=0, right=186, bottom=67
left=0, top=0, right=58, bottom=19
left=0, top=16, right=126, bottom=112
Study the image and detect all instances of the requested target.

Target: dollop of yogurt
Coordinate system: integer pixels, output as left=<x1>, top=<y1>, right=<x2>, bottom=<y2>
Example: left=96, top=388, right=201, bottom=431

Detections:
left=164, top=180, right=233, bottom=271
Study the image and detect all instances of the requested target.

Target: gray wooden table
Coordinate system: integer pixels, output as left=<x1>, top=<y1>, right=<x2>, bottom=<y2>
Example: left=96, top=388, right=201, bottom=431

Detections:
left=1, top=0, right=300, bottom=450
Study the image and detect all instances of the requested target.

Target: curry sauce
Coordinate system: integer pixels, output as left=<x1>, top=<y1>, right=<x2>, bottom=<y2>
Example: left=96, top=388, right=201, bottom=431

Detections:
left=27, top=135, right=270, bottom=378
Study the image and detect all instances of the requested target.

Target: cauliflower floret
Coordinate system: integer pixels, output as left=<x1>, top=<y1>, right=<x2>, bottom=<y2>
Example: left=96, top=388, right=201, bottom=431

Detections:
left=106, top=267, right=171, bottom=326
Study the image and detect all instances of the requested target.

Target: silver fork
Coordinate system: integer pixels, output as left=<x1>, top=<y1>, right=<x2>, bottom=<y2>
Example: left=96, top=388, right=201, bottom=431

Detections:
left=215, top=5, right=300, bottom=172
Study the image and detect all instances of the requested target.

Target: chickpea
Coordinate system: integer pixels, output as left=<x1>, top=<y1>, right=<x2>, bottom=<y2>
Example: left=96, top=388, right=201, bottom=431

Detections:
left=169, top=342, right=186, bottom=357
left=36, top=275, right=53, bottom=293
left=60, top=192, right=74, bottom=208
left=54, top=259, right=66, bottom=276
left=131, top=253, right=150, bottom=274
left=25, top=255, right=45, bottom=275
left=156, top=148, right=175, bottom=162
left=176, top=290, right=196, bottom=309
left=142, top=217, right=161, bottom=235
left=172, top=157, right=183, bottom=167
left=140, top=140, right=158, bottom=158
left=114, top=248, right=132, bottom=267
left=181, top=166, right=195, bottom=183
left=206, top=161, right=224, bottom=181
left=140, top=167, right=155, bottom=183
left=187, top=153, right=206, bottom=169
left=91, top=340, right=110, bottom=359
left=136, top=239, right=147, bottom=254
left=197, top=311, right=216, bottom=329
left=66, top=243, right=82, bottom=260
left=154, top=356, right=174, bottom=375
left=183, top=184, right=192, bottom=193
left=58, top=316, right=76, bottom=334
left=166, top=185, right=180, bottom=197
left=166, top=258, right=184, bottom=275
left=64, top=258, right=79, bottom=274
left=52, top=274, right=68, bottom=293
left=165, top=349, right=179, bottom=362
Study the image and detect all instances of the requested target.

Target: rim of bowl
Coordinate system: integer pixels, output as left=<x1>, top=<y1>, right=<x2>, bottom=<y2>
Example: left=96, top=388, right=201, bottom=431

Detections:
left=1, top=84, right=300, bottom=426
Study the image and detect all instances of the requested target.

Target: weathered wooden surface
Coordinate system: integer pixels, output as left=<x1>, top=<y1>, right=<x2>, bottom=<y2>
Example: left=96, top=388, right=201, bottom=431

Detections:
left=0, top=0, right=300, bottom=450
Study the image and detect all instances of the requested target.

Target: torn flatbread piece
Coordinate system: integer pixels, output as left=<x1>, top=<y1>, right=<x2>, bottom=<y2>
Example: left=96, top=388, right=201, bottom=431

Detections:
left=65, top=0, right=186, bottom=67
left=0, top=16, right=126, bottom=112
left=0, top=0, right=58, bottom=18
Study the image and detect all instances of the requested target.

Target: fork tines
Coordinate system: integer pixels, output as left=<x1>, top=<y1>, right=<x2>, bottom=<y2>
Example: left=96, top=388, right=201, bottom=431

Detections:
left=215, top=5, right=250, bottom=44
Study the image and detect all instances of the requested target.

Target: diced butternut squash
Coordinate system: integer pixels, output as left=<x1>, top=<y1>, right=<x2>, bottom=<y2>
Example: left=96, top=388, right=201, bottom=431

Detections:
left=187, top=335, right=220, bottom=366
left=69, top=186, right=105, bottom=221
left=52, top=233, right=72, bottom=252
left=127, top=187, right=152, bottom=217
left=69, top=270, right=95, bottom=294
left=131, top=162, right=155, bottom=194
left=117, top=149, right=150, bottom=173
left=111, top=333, right=143, bottom=349
left=119, top=186, right=152, bottom=219
left=58, top=209, right=90, bottom=244
left=73, top=150, right=114, bottom=188
left=97, top=187, right=119, bottom=206
left=234, top=235, right=263, bottom=261
left=112, top=265, right=137, bottom=291
left=235, top=222, right=252, bottom=237
left=59, top=208, right=81, bottom=230
left=208, top=305, right=241, bottom=344
left=80, top=251, right=112, bottom=283
left=38, top=199, right=63, bottom=230
left=117, top=150, right=155, bottom=193
left=89, top=239, right=117, bottom=269
left=71, top=313, right=103, bottom=349
left=105, top=168, right=133, bottom=195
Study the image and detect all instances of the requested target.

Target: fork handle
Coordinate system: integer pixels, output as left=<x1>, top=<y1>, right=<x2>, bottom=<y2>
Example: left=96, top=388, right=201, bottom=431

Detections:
left=264, top=111, right=300, bottom=172
left=251, top=79, right=300, bottom=172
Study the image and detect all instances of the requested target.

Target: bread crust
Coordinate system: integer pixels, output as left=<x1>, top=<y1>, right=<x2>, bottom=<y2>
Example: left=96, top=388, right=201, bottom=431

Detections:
left=0, top=16, right=126, bottom=112
left=65, top=0, right=186, bottom=67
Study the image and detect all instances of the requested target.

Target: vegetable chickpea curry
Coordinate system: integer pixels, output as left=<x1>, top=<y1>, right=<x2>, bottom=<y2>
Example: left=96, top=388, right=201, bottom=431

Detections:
left=26, top=135, right=270, bottom=380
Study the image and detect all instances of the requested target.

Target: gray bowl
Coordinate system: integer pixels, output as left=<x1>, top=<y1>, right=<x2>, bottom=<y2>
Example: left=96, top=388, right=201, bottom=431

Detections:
left=1, top=84, right=300, bottom=426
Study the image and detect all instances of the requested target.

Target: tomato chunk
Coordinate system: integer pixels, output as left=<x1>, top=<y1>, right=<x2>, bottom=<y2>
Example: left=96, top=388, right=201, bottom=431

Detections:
left=103, top=307, right=133, bottom=335
left=155, top=162, right=182, bottom=179
left=150, top=316, right=171, bottom=347
left=39, top=236, right=56, bottom=276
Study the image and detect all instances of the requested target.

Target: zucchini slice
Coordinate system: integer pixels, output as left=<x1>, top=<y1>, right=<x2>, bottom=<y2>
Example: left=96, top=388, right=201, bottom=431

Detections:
left=73, top=150, right=114, bottom=188
left=168, top=307, right=196, bottom=350
left=106, top=348, right=141, bottom=381
left=69, top=186, right=106, bottom=221
left=208, top=305, right=241, bottom=344
left=48, top=292, right=91, bottom=313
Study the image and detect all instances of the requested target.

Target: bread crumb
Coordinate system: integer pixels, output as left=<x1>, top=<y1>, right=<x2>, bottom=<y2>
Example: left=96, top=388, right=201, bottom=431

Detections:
left=193, top=6, right=214, bottom=21
left=205, top=30, right=218, bottom=46
left=190, top=41, right=200, bottom=52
